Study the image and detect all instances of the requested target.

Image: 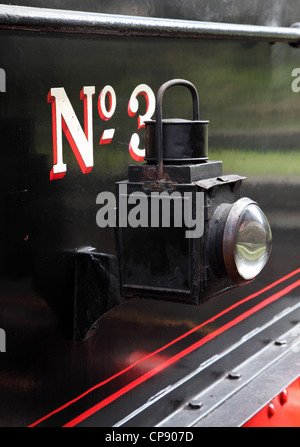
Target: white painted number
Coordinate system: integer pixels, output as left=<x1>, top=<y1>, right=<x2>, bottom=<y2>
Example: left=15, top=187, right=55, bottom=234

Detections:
left=127, top=84, right=155, bottom=161
left=98, top=85, right=117, bottom=145
left=49, top=83, right=156, bottom=179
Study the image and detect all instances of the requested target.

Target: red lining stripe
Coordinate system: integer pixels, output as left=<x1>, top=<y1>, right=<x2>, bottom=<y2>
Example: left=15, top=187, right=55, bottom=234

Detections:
left=64, top=279, right=300, bottom=427
left=29, top=268, right=300, bottom=427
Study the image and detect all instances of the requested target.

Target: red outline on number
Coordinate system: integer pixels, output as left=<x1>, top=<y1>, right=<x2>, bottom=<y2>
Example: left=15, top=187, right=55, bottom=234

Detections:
left=28, top=268, right=300, bottom=427
left=61, top=117, right=93, bottom=175
left=48, top=91, right=66, bottom=181
left=127, top=90, right=150, bottom=126
left=80, top=88, right=89, bottom=138
left=98, top=89, right=113, bottom=121
left=99, top=129, right=114, bottom=145
left=98, top=87, right=115, bottom=145
left=137, top=91, right=150, bottom=129
left=99, top=137, right=113, bottom=145
left=129, top=137, right=145, bottom=162
left=127, top=101, right=136, bottom=118
left=128, top=89, right=152, bottom=161
left=48, top=88, right=93, bottom=179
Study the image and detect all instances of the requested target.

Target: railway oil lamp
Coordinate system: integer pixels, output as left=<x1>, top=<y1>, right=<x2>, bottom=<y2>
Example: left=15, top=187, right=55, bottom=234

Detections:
left=116, top=79, right=272, bottom=304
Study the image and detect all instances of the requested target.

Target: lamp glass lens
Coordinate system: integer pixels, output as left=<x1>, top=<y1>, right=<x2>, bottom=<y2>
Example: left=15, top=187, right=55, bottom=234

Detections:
left=234, top=204, right=272, bottom=280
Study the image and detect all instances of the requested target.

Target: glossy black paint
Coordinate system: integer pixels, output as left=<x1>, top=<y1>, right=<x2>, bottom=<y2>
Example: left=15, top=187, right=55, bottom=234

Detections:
left=116, top=169, right=246, bottom=307
left=145, top=120, right=209, bottom=163
left=145, top=79, right=208, bottom=165
left=0, top=0, right=300, bottom=427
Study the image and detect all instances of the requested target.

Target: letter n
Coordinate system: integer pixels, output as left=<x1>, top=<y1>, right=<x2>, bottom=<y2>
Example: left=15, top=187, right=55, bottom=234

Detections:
left=48, top=86, right=95, bottom=180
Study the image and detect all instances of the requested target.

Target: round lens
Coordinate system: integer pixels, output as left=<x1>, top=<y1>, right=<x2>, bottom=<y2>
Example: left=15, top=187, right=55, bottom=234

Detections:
left=234, top=204, right=272, bottom=280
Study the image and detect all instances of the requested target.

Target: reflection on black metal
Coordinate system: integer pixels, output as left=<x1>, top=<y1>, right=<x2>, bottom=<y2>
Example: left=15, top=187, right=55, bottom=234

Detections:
left=0, top=4, right=300, bottom=46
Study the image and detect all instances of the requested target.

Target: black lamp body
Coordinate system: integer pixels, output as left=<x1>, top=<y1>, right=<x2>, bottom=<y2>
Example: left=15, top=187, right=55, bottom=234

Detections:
left=116, top=80, right=246, bottom=304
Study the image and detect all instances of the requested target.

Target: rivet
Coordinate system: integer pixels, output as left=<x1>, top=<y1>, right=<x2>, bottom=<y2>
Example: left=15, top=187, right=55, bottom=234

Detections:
left=227, top=372, right=241, bottom=380
left=274, top=339, right=287, bottom=346
left=280, top=389, right=288, bottom=405
left=187, top=400, right=203, bottom=410
left=268, top=402, right=276, bottom=418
